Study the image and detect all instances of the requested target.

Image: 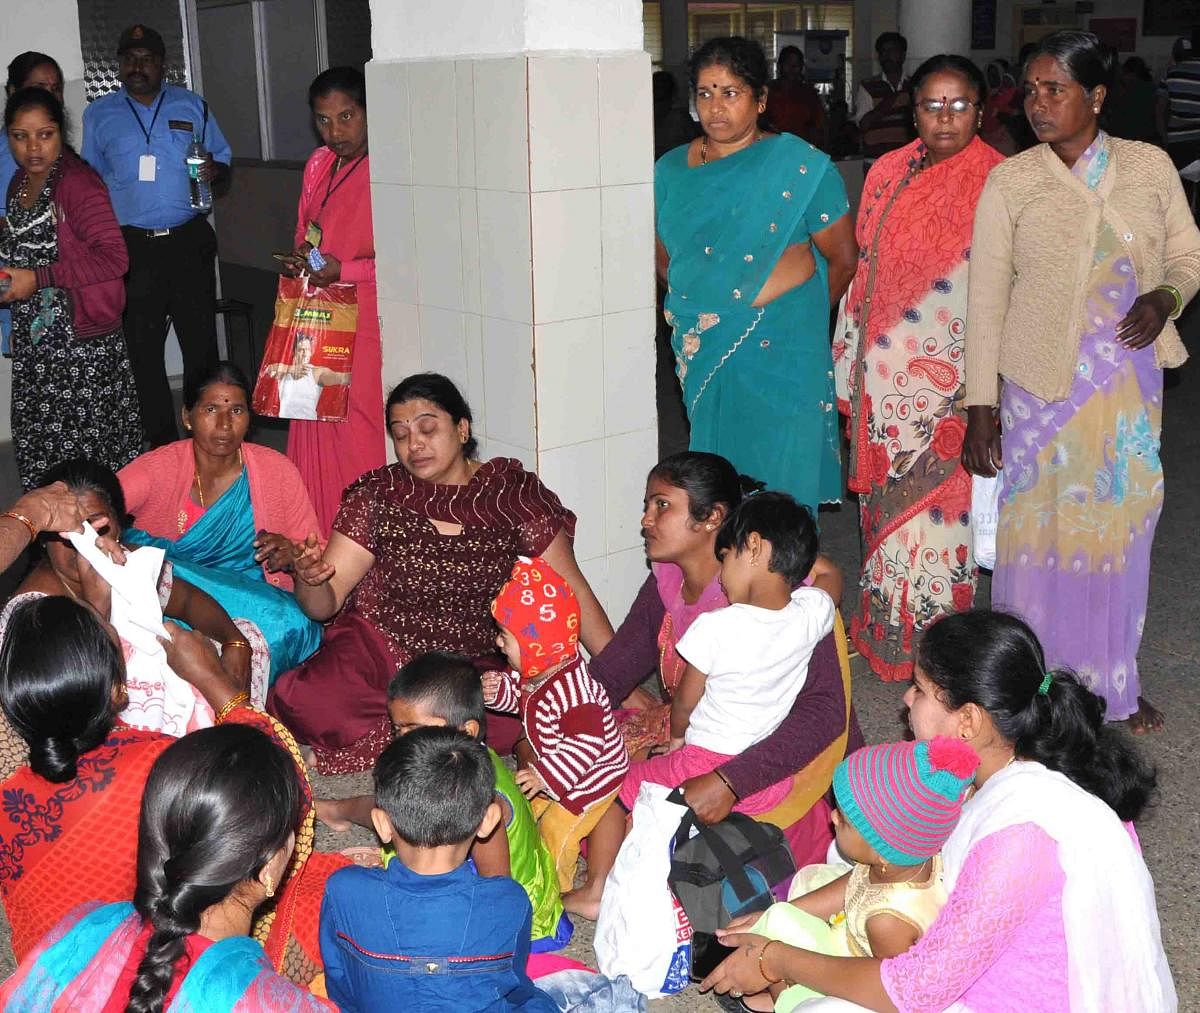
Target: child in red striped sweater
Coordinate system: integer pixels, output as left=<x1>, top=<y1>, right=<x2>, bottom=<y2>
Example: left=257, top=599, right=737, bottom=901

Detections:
left=482, top=556, right=628, bottom=908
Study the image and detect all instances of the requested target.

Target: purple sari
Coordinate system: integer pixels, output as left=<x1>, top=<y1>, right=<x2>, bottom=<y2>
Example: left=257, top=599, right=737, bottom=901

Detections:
left=993, top=133, right=1163, bottom=720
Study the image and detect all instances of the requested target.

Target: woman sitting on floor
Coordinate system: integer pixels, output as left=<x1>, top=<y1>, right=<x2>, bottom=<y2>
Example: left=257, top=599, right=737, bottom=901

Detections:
left=119, top=361, right=323, bottom=681
left=0, top=722, right=333, bottom=1011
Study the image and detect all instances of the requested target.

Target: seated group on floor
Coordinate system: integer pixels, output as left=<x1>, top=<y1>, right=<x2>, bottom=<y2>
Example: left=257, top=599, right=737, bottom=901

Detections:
left=0, top=364, right=1177, bottom=1012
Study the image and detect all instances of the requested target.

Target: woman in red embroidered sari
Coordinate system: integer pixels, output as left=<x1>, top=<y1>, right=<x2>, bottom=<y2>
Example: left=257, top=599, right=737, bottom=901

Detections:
left=0, top=596, right=344, bottom=986
left=267, top=373, right=611, bottom=775
left=834, top=55, right=1003, bottom=682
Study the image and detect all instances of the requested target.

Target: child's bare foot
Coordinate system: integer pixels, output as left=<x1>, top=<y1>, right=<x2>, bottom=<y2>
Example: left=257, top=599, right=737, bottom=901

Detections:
left=1126, top=696, right=1164, bottom=735
left=562, top=883, right=604, bottom=921
left=316, top=797, right=353, bottom=832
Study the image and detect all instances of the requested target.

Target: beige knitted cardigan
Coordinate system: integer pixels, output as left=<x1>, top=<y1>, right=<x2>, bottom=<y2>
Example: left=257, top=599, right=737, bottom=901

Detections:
left=964, top=138, right=1200, bottom=406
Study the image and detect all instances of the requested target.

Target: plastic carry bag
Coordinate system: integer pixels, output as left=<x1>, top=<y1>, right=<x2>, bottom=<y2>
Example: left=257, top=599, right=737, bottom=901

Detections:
left=594, top=783, right=692, bottom=999
left=252, top=275, right=357, bottom=422
left=970, top=473, right=1001, bottom=570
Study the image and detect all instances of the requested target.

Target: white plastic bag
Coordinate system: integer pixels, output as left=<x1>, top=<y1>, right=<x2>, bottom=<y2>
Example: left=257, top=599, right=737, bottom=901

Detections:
left=594, top=783, right=692, bottom=999
left=970, top=474, right=1001, bottom=570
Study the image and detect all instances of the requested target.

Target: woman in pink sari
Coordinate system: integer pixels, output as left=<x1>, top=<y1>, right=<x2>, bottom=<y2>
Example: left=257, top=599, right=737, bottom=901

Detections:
left=281, top=67, right=384, bottom=533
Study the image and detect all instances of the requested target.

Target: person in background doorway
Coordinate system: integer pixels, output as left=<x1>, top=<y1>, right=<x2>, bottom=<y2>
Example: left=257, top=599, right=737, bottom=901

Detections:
left=1108, top=56, right=1162, bottom=145
left=2, top=53, right=65, bottom=361
left=980, top=58, right=1020, bottom=154
left=1159, top=28, right=1200, bottom=182
left=279, top=67, right=384, bottom=532
left=854, top=32, right=912, bottom=166
left=1, top=89, right=143, bottom=487
left=653, top=70, right=699, bottom=160
left=81, top=24, right=231, bottom=450
left=766, top=45, right=826, bottom=148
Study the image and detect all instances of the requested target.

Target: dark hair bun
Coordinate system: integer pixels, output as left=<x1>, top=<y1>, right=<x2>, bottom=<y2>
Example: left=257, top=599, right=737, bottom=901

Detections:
left=28, top=735, right=81, bottom=782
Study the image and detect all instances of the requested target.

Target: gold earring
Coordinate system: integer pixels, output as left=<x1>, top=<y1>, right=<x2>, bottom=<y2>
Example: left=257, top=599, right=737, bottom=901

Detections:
left=263, top=875, right=275, bottom=899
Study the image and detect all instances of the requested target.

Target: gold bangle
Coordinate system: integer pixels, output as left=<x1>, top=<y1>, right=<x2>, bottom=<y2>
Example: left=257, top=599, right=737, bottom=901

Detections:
left=215, top=691, right=250, bottom=722
left=759, top=939, right=784, bottom=986
left=222, top=639, right=251, bottom=651
left=1154, top=284, right=1183, bottom=320
left=1, top=511, right=39, bottom=543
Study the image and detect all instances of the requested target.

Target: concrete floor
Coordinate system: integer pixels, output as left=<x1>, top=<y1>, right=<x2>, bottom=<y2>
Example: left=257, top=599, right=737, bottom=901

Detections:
left=0, top=315, right=1195, bottom=1009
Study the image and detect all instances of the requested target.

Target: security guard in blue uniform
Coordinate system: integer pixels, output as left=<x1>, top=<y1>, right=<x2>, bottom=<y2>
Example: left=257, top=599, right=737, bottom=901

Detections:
left=82, top=24, right=232, bottom=447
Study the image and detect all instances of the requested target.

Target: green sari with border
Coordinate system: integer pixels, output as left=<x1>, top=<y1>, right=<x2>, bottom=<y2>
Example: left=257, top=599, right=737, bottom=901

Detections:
left=655, top=133, right=848, bottom=511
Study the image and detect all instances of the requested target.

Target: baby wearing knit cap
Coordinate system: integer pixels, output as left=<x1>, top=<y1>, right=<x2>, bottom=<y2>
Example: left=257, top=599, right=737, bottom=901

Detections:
left=482, top=556, right=628, bottom=906
left=722, top=736, right=979, bottom=1011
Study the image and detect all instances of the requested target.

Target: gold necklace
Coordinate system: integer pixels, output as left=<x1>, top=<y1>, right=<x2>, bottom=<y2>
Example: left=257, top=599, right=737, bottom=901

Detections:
left=53, top=567, right=79, bottom=600
left=194, top=449, right=244, bottom=509
left=875, top=857, right=932, bottom=885
left=700, top=129, right=762, bottom=166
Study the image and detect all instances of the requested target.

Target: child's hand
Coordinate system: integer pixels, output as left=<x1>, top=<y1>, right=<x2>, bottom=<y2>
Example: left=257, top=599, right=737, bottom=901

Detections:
left=667, top=736, right=686, bottom=754
left=515, top=767, right=548, bottom=800
left=480, top=671, right=502, bottom=705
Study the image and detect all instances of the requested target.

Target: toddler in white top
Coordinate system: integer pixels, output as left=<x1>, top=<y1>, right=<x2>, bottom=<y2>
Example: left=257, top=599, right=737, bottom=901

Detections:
left=618, top=491, right=834, bottom=816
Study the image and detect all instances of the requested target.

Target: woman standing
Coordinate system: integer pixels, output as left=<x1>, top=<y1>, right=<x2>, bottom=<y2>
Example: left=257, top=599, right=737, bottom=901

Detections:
left=0, top=88, right=142, bottom=488
left=282, top=67, right=384, bottom=533
left=701, top=610, right=1174, bottom=1011
left=962, top=31, right=1200, bottom=733
left=834, top=56, right=1002, bottom=683
left=656, top=37, right=857, bottom=515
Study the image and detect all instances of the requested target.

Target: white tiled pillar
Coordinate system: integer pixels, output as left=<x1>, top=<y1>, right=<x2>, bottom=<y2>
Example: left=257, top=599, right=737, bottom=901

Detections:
left=366, top=1, right=658, bottom=621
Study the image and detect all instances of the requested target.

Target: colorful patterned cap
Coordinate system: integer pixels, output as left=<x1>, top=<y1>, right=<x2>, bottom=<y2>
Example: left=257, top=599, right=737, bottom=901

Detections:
left=833, top=737, right=979, bottom=866
left=490, top=556, right=580, bottom=680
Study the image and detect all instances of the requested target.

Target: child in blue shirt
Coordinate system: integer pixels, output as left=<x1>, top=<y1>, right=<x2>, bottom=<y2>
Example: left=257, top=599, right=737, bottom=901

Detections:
left=319, top=727, right=557, bottom=1012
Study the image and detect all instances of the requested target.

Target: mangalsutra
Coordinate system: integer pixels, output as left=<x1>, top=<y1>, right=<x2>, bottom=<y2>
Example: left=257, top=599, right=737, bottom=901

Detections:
left=701, top=129, right=762, bottom=166
left=194, top=449, right=244, bottom=509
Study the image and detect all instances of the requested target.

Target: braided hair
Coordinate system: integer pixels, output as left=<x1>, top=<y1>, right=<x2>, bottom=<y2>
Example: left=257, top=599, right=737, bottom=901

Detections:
left=125, top=724, right=300, bottom=1013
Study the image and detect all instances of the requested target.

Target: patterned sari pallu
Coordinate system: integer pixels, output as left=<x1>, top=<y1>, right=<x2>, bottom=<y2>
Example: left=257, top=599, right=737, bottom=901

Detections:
left=656, top=134, right=846, bottom=512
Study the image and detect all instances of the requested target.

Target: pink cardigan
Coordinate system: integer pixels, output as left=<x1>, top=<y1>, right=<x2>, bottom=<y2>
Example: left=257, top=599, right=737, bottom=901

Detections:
left=118, top=440, right=321, bottom=591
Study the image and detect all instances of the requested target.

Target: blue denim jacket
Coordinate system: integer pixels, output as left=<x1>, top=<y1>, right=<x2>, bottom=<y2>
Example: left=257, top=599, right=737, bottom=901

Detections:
left=319, top=858, right=558, bottom=1012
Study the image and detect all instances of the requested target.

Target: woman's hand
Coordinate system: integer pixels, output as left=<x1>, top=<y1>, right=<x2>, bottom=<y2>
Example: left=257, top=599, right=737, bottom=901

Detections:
left=0, top=268, right=37, bottom=303
left=699, top=932, right=774, bottom=997
left=307, top=253, right=342, bottom=288
left=1116, top=290, right=1174, bottom=350
left=253, top=530, right=297, bottom=571
left=293, top=534, right=335, bottom=586
left=961, top=405, right=1002, bottom=478
left=679, top=770, right=737, bottom=824
left=158, top=621, right=242, bottom=712
left=219, top=637, right=252, bottom=689
left=11, top=482, right=83, bottom=534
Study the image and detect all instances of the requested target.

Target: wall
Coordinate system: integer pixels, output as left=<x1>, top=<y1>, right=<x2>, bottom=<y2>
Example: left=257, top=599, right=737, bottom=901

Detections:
left=371, top=0, right=641, bottom=60
left=0, top=0, right=86, bottom=443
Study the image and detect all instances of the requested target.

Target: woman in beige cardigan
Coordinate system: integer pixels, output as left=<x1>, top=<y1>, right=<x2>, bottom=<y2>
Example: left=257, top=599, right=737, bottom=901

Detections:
left=962, top=30, right=1200, bottom=734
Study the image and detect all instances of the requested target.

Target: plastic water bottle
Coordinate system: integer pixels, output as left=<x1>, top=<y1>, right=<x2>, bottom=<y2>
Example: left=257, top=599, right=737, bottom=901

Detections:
left=186, top=135, right=212, bottom=212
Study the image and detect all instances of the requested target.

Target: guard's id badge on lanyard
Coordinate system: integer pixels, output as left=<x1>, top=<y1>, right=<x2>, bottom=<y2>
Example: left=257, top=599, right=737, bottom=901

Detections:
left=305, top=221, right=323, bottom=248
left=138, top=154, right=157, bottom=182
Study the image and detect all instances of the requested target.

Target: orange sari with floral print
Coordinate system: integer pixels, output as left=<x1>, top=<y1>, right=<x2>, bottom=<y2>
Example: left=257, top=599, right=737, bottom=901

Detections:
left=833, top=137, right=1003, bottom=681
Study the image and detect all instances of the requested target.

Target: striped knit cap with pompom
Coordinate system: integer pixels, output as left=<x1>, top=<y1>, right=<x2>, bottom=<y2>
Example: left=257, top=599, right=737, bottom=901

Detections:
left=490, top=556, right=580, bottom=681
left=832, top=736, right=980, bottom=866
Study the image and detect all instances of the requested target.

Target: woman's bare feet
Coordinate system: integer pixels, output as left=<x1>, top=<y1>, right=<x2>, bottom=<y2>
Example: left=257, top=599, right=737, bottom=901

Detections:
left=1127, top=696, right=1164, bottom=735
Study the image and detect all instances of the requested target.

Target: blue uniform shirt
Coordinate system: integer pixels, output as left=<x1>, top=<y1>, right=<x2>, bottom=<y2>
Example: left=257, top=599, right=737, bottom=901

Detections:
left=81, top=83, right=232, bottom=229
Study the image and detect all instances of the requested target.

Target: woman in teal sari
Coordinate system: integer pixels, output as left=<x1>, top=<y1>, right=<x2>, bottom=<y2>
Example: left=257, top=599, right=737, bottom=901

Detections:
left=655, top=36, right=858, bottom=514
left=0, top=724, right=333, bottom=1011
left=119, top=363, right=323, bottom=681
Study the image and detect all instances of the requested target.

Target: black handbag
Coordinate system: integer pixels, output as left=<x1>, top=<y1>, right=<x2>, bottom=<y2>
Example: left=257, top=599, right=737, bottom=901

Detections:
left=665, top=788, right=796, bottom=935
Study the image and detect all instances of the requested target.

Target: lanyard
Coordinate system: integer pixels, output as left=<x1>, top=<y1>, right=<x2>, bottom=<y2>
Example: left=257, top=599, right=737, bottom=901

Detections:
left=314, top=154, right=365, bottom=224
left=124, top=92, right=165, bottom=149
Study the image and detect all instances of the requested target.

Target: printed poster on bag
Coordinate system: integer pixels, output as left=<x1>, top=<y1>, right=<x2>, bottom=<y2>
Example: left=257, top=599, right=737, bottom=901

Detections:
left=252, top=275, right=358, bottom=422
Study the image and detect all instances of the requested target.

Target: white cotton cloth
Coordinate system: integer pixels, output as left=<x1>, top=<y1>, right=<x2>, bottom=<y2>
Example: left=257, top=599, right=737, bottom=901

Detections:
left=65, top=524, right=207, bottom=737
left=941, top=761, right=1176, bottom=1013
left=675, top=587, right=835, bottom=753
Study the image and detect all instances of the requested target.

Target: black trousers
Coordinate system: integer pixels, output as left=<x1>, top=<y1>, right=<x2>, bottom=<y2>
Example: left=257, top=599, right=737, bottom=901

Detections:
left=121, top=217, right=220, bottom=447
